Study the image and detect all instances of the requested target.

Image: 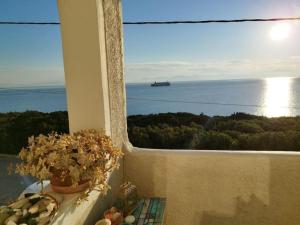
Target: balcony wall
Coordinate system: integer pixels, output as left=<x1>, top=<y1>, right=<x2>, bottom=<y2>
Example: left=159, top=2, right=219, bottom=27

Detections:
left=125, top=149, right=300, bottom=225
left=57, top=0, right=300, bottom=225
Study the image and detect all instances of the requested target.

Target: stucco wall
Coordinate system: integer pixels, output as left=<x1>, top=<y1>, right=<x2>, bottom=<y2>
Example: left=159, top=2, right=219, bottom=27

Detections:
left=57, top=0, right=125, bottom=224
left=103, top=0, right=128, bottom=148
left=125, top=149, right=300, bottom=225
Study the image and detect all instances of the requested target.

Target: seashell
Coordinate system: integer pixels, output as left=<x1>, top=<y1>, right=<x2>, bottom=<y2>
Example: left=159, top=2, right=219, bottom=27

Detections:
left=0, top=212, right=12, bottom=225
left=110, top=207, right=118, bottom=214
left=104, top=207, right=119, bottom=221
left=46, top=203, right=56, bottom=213
left=112, top=212, right=123, bottom=222
left=125, top=215, right=135, bottom=224
left=9, top=198, right=29, bottom=209
left=111, top=212, right=123, bottom=225
left=37, top=216, right=50, bottom=225
left=29, top=199, right=48, bottom=215
left=14, top=210, right=23, bottom=216
left=0, top=206, right=13, bottom=214
left=6, top=221, right=17, bottom=225
left=37, top=204, right=47, bottom=213
left=104, top=212, right=113, bottom=220
left=112, top=212, right=122, bottom=221
left=28, top=204, right=39, bottom=214
left=4, top=214, right=19, bottom=224
left=22, top=209, right=28, bottom=217
left=40, top=199, right=51, bottom=206
left=39, top=210, right=51, bottom=218
left=2, top=194, right=57, bottom=225
left=28, top=194, right=41, bottom=200
left=29, top=197, right=42, bottom=205
left=95, top=219, right=111, bottom=225
left=22, top=202, right=32, bottom=210
left=0, top=206, right=8, bottom=212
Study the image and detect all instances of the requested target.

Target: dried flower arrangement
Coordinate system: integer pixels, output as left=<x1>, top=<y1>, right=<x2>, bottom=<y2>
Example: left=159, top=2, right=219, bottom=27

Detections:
left=13, top=129, right=123, bottom=200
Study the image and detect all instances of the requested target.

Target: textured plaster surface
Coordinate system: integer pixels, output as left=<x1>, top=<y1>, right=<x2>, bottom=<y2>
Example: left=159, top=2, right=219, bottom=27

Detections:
left=103, top=0, right=128, bottom=148
left=125, top=149, right=300, bottom=225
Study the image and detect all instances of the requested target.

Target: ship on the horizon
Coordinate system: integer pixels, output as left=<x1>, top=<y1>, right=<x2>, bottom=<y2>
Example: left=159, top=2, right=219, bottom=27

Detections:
left=151, top=81, right=171, bottom=87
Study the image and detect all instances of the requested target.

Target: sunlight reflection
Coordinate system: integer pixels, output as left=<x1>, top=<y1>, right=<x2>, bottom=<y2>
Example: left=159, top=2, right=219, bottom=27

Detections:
left=263, top=77, right=292, bottom=117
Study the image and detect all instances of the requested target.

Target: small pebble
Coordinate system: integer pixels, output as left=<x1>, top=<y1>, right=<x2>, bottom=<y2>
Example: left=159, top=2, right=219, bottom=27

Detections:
left=125, top=215, right=135, bottom=224
left=7, top=221, right=17, bottom=225
left=112, top=212, right=122, bottom=221
left=95, top=218, right=111, bottom=225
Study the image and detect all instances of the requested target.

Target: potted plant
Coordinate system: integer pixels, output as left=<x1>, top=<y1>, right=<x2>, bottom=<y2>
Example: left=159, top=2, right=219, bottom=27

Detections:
left=14, top=129, right=123, bottom=199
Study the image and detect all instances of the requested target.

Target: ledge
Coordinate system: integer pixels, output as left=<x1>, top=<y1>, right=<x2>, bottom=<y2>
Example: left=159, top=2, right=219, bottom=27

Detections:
left=21, top=170, right=119, bottom=225
left=131, top=146, right=300, bottom=156
left=125, top=145, right=300, bottom=225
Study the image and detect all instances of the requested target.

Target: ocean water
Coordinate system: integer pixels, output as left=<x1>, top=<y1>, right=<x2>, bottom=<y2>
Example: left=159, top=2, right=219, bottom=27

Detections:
left=0, top=78, right=300, bottom=117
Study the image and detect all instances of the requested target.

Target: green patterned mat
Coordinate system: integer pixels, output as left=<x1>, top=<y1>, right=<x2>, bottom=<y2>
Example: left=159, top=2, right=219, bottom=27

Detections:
left=131, top=198, right=166, bottom=225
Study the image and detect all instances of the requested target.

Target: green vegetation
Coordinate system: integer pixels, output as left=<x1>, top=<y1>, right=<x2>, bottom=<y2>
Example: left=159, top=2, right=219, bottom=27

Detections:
left=0, top=111, right=69, bottom=155
left=1, top=111, right=300, bottom=154
left=128, top=112, right=300, bottom=151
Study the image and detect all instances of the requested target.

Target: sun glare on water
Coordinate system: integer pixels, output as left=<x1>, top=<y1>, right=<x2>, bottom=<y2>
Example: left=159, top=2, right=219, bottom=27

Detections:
left=269, top=23, right=291, bottom=41
left=263, top=77, right=292, bottom=117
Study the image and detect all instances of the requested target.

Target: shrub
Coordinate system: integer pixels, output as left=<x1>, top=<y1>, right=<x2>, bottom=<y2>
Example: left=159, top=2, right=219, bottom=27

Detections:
left=128, top=123, right=204, bottom=149
left=217, top=120, right=263, bottom=133
left=0, top=111, right=68, bottom=155
left=1, top=111, right=300, bottom=153
left=195, top=131, right=238, bottom=150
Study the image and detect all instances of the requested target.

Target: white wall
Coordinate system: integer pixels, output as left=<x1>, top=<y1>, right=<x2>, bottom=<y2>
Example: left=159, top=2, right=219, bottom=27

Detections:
left=57, top=0, right=125, bottom=224
left=126, top=149, right=300, bottom=225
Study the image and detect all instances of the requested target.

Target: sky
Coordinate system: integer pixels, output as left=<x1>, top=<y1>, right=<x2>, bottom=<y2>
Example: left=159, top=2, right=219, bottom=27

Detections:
left=0, top=0, right=299, bottom=86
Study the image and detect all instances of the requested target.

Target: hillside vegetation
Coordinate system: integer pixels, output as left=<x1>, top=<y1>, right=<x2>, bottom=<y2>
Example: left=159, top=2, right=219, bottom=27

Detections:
left=128, top=112, right=300, bottom=151
left=0, top=111, right=69, bottom=155
left=0, top=111, right=300, bottom=154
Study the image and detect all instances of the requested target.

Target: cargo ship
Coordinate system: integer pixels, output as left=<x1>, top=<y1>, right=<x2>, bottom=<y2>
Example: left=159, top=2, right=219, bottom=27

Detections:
left=151, top=81, right=171, bottom=87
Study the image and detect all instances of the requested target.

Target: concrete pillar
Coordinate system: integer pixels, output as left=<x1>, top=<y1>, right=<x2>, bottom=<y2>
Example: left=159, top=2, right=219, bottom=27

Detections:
left=54, top=1, right=125, bottom=224
left=58, top=0, right=111, bottom=134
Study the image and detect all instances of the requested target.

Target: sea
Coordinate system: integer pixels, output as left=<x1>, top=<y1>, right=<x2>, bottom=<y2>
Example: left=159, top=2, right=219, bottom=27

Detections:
left=1, top=77, right=300, bottom=117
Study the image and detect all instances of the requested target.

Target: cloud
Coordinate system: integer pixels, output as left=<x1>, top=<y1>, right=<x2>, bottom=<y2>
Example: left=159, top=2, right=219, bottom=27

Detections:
left=125, top=57, right=300, bottom=83
left=1, top=57, right=299, bottom=87
left=0, top=66, right=65, bottom=88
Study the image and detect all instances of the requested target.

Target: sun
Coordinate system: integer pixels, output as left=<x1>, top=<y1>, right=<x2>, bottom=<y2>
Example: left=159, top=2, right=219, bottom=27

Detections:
left=270, top=23, right=291, bottom=41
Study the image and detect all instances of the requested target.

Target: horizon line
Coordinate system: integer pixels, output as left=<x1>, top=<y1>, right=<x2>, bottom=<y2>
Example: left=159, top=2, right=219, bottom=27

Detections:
left=0, top=76, right=298, bottom=89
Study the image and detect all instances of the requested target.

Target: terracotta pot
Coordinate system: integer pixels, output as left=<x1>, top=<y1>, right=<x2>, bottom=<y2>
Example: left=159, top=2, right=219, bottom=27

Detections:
left=50, top=169, right=89, bottom=194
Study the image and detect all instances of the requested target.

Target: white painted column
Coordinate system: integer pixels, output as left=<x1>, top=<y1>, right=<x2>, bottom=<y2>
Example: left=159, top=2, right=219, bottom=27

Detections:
left=58, top=0, right=111, bottom=134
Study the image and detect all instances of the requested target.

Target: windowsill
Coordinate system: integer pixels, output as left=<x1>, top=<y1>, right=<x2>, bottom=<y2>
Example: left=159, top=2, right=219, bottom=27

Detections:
left=22, top=180, right=78, bottom=206
left=21, top=181, right=96, bottom=225
left=20, top=170, right=116, bottom=225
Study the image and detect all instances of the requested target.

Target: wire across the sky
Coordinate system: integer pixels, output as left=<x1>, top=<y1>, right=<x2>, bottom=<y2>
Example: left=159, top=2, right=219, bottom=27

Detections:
left=0, top=17, right=300, bottom=26
left=123, top=17, right=300, bottom=25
